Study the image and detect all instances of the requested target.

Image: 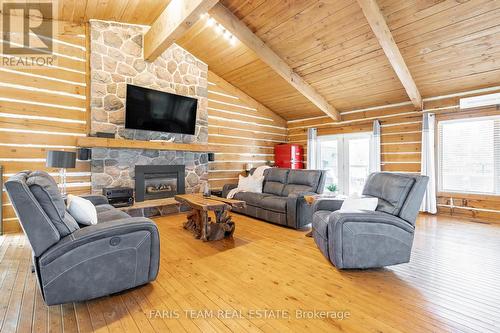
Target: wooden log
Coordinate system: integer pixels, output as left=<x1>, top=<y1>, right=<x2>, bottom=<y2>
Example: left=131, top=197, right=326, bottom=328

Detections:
left=182, top=208, right=236, bottom=241
left=183, top=209, right=203, bottom=239
left=177, top=193, right=243, bottom=241
left=209, top=209, right=235, bottom=240
left=200, top=211, right=209, bottom=241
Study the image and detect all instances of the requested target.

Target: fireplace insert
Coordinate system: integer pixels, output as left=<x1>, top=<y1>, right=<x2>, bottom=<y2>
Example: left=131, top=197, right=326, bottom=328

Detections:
left=135, top=165, right=185, bottom=202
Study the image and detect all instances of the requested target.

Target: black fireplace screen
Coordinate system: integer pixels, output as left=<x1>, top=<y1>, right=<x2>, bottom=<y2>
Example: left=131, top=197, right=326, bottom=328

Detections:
left=135, top=165, right=185, bottom=202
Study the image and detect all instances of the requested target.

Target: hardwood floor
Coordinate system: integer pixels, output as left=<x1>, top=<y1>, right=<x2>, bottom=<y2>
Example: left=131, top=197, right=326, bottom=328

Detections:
left=0, top=213, right=499, bottom=332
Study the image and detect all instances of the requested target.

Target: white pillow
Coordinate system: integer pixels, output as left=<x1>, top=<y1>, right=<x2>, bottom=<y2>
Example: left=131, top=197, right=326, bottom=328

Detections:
left=340, top=197, right=378, bottom=212
left=238, top=174, right=265, bottom=193
left=66, top=194, right=98, bottom=225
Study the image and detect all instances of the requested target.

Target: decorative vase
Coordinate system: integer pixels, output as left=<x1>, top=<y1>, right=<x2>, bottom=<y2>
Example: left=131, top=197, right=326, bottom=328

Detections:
left=203, top=182, right=211, bottom=197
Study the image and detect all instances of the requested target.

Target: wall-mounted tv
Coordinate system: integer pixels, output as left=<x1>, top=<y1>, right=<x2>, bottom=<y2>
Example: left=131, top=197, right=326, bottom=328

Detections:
left=125, top=84, right=198, bottom=135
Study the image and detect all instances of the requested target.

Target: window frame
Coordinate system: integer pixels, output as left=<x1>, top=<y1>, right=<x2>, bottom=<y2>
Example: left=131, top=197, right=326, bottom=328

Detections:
left=437, top=115, right=500, bottom=196
left=316, top=131, right=372, bottom=196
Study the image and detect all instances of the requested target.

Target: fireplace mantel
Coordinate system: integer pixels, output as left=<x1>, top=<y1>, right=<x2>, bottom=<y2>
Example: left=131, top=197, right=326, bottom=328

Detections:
left=78, top=137, right=216, bottom=153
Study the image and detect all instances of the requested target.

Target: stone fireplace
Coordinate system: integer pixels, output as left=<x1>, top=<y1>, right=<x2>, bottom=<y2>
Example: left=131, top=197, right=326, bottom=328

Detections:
left=88, top=21, right=209, bottom=218
left=89, top=20, right=208, bottom=142
left=135, top=165, right=185, bottom=202
left=91, top=148, right=208, bottom=217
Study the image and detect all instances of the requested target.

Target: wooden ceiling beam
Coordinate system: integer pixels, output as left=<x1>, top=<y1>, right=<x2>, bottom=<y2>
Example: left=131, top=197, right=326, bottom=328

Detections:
left=209, top=3, right=341, bottom=121
left=144, top=0, right=219, bottom=61
left=357, top=0, right=423, bottom=109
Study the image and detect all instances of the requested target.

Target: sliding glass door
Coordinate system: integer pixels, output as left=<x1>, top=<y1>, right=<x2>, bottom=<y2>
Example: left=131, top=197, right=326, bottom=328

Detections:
left=317, top=137, right=339, bottom=192
left=348, top=136, right=371, bottom=195
left=316, top=132, right=371, bottom=196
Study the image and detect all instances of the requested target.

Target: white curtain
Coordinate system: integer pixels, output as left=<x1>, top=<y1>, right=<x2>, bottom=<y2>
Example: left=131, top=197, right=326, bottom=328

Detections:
left=369, top=120, right=381, bottom=173
left=307, top=128, right=317, bottom=169
left=420, top=113, right=437, bottom=214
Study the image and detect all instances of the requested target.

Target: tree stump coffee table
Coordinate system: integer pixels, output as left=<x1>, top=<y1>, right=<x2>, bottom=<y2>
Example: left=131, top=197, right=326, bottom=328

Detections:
left=175, top=193, right=246, bottom=242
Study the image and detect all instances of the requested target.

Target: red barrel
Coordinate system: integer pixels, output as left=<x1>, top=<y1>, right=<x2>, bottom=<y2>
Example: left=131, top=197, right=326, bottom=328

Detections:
left=274, top=144, right=304, bottom=169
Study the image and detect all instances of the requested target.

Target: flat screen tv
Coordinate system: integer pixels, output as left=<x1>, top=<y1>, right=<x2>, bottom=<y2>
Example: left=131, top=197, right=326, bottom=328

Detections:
left=125, top=84, right=198, bottom=135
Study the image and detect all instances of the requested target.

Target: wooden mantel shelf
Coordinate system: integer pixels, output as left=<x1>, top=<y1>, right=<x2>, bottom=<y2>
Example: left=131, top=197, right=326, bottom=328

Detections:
left=118, top=197, right=179, bottom=211
left=77, top=137, right=216, bottom=153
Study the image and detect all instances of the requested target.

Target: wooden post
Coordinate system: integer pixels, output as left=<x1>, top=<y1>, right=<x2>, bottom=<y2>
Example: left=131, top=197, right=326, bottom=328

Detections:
left=84, top=22, right=92, bottom=134
left=200, top=211, right=208, bottom=241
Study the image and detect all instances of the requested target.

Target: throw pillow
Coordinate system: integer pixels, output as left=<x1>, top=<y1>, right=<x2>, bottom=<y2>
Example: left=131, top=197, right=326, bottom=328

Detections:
left=340, top=197, right=378, bottom=212
left=66, top=195, right=98, bottom=226
left=238, top=174, right=265, bottom=193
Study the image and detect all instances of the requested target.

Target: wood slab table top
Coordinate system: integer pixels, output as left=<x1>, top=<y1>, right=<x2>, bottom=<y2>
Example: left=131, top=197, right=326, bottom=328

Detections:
left=304, top=194, right=345, bottom=205
left=174, top=193, right=246, bottom=211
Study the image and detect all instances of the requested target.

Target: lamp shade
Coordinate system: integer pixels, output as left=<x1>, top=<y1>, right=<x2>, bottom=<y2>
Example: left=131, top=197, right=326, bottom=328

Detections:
left=46, top=151, right=76, bottom=168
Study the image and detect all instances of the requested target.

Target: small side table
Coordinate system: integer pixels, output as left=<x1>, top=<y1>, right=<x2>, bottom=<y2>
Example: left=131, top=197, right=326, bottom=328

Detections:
left=304, top=194, right=345, bottom=237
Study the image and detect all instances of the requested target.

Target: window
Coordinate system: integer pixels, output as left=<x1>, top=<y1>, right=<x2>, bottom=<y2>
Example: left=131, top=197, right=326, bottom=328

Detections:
left=317, top=137, right=339, bottom=190
left=438, top=116, right=500, bottom=195
left=317, top=133, right=371, bottom=196
left=348, top=137, right=371, bottom=195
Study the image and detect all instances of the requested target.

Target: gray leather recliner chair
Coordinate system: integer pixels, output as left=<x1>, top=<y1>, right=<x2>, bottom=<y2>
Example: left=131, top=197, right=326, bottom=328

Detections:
left=5, top=171, right=160, bottom=305
left=312, top=172, right=429, bottom=269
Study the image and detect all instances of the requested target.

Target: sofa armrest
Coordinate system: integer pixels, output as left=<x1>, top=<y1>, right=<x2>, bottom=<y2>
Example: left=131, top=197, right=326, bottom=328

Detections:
left=37, top=217, right=160, bottom=305
left=40, top=217, right=159, bottom=266
left=79, top=194, right=109, bottom=206
left=326, top=210, right=415, bottom=269
left=287, top=191, right=317, bottom=199
left=312, top=198, right=344, bottom=213
left=222, top=183, right=238, bottom=198
left=286, top=191, right=317, bottom=229
left=329, top=210, right=414, bottom=233
left=286, top=191, right=316, bottom=208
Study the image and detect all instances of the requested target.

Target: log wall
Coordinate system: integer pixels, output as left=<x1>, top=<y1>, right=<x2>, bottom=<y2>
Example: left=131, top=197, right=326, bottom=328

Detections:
left=0, top=21, right=90, bottom=233
left=207, top=71, right=287, bottom=188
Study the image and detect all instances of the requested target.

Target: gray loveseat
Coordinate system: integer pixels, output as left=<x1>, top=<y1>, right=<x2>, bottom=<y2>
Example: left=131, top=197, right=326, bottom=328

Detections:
left=5, top=171, right=160, bottom=305
left=222, top=168, right=326, bottom=229
left=312, top=172, right=428, bottom=269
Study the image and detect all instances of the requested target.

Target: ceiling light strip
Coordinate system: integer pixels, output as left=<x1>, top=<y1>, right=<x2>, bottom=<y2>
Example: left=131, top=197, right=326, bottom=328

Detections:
left=200, top=14, right=237, bottom=46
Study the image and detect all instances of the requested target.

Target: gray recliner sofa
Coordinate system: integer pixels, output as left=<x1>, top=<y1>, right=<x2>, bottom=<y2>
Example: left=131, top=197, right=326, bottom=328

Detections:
left=222, top=168, right=326, bottom=229
left=312, top=172, right=428, bottom=269
left=5, top=171, right=160, bottom=305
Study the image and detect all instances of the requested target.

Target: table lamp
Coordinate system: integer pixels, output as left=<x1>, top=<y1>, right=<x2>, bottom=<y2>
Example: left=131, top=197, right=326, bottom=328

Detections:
left=46, top=150, right=76, bottom=195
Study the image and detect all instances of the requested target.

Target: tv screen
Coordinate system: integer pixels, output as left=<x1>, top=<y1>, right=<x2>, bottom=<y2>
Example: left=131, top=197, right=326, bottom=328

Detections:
left=125, top=84, right=198, bottom=135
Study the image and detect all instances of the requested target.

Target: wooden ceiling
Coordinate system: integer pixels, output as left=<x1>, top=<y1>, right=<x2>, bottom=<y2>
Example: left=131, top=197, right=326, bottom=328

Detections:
left=179, top=0, right=500, bottom=120
left=177, top=18, right=321, bottom=120
left=51, top=0, right=170, bottom=25
left=10, top=0, right=500, bottom=121
left=207, top=0, right=408, bottom=120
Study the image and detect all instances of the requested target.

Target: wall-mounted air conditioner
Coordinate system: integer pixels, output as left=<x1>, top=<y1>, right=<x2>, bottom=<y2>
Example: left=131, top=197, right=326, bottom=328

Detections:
left=459, top=92, right=500, bottom=109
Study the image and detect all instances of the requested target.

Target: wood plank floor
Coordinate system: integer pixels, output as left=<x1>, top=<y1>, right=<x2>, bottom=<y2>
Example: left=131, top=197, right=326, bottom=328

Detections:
left=0, top=213, right=499, bottom=332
